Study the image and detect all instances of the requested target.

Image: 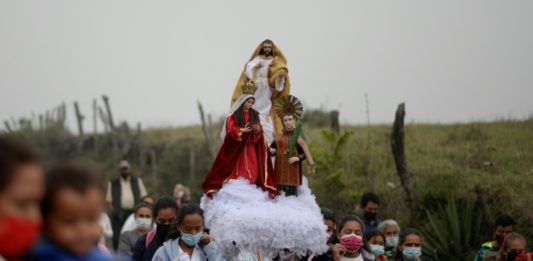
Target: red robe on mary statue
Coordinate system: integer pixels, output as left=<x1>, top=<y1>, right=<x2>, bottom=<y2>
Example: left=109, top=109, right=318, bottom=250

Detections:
left=202, top=111, right=277, bottom=197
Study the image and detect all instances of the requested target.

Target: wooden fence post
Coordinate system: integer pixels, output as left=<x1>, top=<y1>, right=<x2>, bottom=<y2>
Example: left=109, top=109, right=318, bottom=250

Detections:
left=391, top=103, right=422, bottom=216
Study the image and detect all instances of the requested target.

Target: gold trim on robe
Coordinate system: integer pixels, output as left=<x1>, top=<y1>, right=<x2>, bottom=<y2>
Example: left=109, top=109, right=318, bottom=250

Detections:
left=230, top=40, right=291, bottom=138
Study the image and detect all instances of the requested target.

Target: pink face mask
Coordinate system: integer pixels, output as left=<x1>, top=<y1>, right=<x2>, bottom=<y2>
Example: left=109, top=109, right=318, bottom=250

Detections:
left=340, top=234, right=364, bottom=252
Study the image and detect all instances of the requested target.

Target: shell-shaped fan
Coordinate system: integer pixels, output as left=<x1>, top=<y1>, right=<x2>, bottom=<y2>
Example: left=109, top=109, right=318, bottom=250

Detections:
left=274, top=95, right=304, bottom=120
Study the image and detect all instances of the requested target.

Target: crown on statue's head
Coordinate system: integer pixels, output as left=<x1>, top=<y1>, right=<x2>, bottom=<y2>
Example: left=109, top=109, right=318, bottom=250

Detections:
left=241, top=80, right=257, bottom=95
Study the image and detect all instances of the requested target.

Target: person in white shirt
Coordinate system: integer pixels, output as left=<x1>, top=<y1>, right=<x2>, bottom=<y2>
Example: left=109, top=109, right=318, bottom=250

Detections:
left=99, top=212, right=113, bottom=247
left=105, top=160, right=148, bottom=249
left=152, top=204, right=226, bottom=261
left=120, top=195, right=155, bottom=234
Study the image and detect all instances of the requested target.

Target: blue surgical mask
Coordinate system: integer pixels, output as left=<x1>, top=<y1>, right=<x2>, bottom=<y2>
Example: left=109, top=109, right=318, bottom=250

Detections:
left=181, top=231, right=203, bottom=247
left=386, top=236, right=399, bottom=247
left=369, top=244, right=385, bottom=256
left=402, top=247, right=422, bottom=260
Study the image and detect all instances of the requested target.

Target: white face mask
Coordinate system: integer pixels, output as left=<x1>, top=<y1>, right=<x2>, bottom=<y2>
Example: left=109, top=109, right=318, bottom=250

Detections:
left=135, top=218, right=152, bottom=230
left=175, top=191, right=185, bottom=198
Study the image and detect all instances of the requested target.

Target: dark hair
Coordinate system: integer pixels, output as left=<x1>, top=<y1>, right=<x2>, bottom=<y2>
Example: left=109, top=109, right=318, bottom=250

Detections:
left=338, top=215, right=365, bottom=236
left=167, top=203, right=204, bottom=240
left=281, top=113, right=295, bottom=119
left=364, top=230, right=386, bottom=252
left=134, top=203, right=153, bottom=216
left=42, top=163, right=105, bottom=217
left=321, top=208, right=336, bottom=223
left=495, top=214, right=514, bottom=229
left=140, top=195, right=156, bottom=205
left=259, top=39, right=274, bottom=56
left=177, top=203, right=204, bottom=224
left=365, top=230, right=385, bottom=242
left=152, top=196, right=178, bottom=219
left=233, top=98, right=260, bottom=128
left=393, top=228, right=423, bottom=259
left=0, top=136, right=40, bottom=191
left=360, top=192, right=380, bottom=207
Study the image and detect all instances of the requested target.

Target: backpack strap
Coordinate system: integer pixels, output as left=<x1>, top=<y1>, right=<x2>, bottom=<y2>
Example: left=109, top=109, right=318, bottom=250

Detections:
left=145, top=229, right=157, bottom=248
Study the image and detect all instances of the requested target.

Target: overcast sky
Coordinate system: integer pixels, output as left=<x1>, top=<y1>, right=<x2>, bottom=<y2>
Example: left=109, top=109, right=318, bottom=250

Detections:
left=1, top=1, right=532, bottom=132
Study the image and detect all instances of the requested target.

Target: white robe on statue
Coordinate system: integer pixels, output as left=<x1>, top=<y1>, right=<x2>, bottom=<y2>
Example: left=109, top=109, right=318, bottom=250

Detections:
left=245, top=56, right=285, bottom=145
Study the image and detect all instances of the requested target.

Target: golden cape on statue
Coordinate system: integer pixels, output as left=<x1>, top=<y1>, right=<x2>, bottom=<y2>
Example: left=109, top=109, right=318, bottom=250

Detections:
left=230, top=39, right=291, bottom=139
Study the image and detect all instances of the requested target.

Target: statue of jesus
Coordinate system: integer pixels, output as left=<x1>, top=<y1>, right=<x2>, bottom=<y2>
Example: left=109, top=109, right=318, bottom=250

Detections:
left=230, top=39, right=290, bottom=144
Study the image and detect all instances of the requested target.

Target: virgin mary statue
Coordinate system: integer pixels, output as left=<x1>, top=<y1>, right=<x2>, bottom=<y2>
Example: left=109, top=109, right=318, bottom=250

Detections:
left=202, top=94, right=277, bottom=197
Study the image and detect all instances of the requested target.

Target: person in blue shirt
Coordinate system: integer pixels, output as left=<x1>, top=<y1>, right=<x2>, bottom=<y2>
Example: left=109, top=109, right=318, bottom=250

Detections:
left=30, top=164, right=111, bottom=261
left=358, top=192, right=381, bottom=235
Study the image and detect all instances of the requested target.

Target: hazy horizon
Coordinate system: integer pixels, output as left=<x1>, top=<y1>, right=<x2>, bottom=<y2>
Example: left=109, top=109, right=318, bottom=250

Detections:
left=1, top=1, right=532, bottom=133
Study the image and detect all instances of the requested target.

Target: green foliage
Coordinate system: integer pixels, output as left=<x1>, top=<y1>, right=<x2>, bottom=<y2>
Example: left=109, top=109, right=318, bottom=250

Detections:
left=154, top=139, right=212, bottom=201
left=3, top=110, right=533, bottom=248
left=317, top=129, right=353, bottom=168
left=421, top=197, right=483, bottom=261
left=309, top=129, right=363, bottom=214
left=302, top=109, right=330, bottom=128
left=288, top=121, right=302, bottom=155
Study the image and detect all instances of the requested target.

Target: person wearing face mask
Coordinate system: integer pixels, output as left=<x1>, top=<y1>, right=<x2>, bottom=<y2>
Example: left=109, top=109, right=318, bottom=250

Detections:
left=106, top=160, right=148, bottom=249
left=133, top=196, right=178, bottom=261
left=0, top=137, right=43, bottom=261
left=152, top=203, right=226, bottom=261
left=393, top=228, right=432, bottom=261
left=378, top=220, right=401, bottom=260
left=483, top=232, right=526, bottom=261
left=331, top=215, right=366, bottom=261
left=118, top=203, right=153, bottom=257
left=361, top=231, right=389, bottom=261
left=474, top=215, right=515, bottom=261
left=358, top=193, right=381, bottom=236
left=514, top=252, right=533, bottom=261
left=120, top=195, right=156, bottom=234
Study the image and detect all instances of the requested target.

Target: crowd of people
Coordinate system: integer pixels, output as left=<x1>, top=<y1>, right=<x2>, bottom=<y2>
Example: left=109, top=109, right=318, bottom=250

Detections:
left=0, top=136, right=531, bottom=261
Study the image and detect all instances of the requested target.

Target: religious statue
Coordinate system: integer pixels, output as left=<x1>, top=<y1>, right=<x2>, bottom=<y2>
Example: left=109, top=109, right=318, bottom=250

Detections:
left=270, top=95, right=314, bottom=196
left=200, top=42, right=327, bottom=260
left=230, top=39, right=290, bottom=144
left=202, top=92, right=277, bottom=198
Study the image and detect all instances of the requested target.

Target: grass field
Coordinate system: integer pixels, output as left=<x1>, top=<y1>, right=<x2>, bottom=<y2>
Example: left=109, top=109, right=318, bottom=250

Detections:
left=8, top=117, right=532, bottom=255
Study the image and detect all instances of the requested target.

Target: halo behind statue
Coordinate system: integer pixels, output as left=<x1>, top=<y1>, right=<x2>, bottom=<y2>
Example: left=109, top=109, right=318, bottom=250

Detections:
left=274, top=95, right=304, bottom=120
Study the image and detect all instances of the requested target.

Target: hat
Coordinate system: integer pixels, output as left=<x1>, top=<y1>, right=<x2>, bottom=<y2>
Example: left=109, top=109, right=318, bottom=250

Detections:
left=118, top=160, right=131, bottom=170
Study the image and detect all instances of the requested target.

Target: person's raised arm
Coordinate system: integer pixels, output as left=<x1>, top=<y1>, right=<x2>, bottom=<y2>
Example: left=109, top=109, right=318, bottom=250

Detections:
left=297, top=137, right=314, bottom=166
left=201, top=234, right=228, bottom=261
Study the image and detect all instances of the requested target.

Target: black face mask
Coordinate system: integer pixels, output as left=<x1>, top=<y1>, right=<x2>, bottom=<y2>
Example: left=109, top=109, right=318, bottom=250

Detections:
left=363, top=211, right=377, bottom=222
left=156, top=223, right=171, bottom=239
left=507, top=251, right=520, bottom=261
left=120, top=171, right=130, bottom=179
